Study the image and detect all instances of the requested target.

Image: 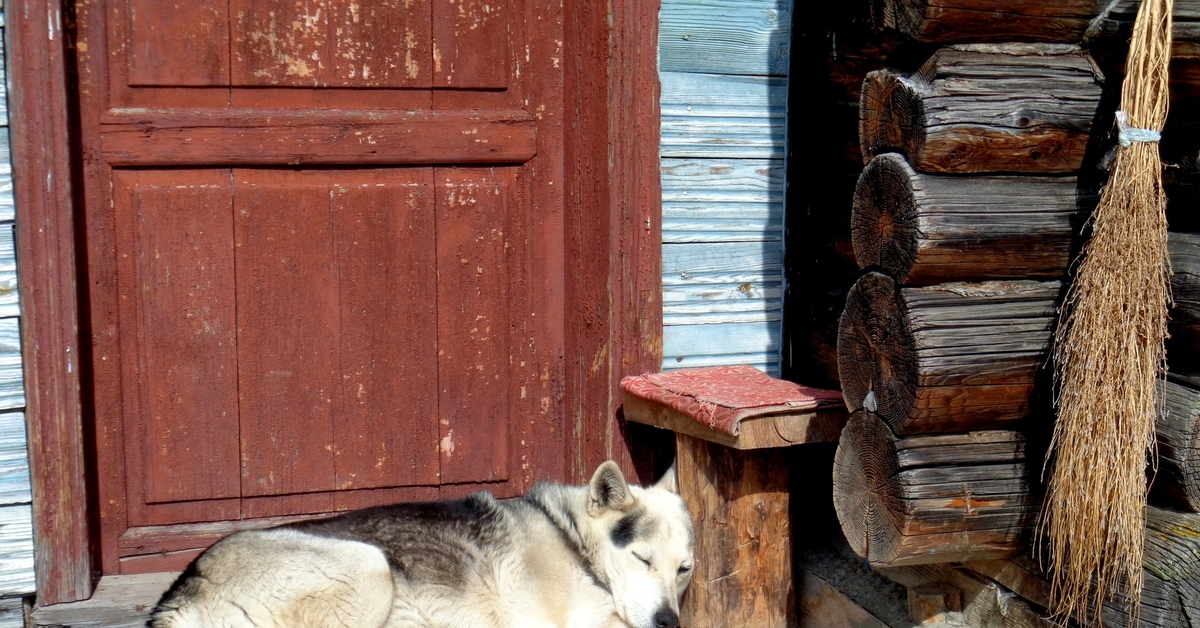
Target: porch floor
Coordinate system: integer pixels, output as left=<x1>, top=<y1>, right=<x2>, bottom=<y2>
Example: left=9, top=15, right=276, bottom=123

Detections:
left=28, top=572, right=176, bottom=628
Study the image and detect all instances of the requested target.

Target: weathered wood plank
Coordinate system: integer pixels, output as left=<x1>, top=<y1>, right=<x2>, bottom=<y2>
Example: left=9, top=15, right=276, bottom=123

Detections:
left=662, top=158, right=784, bottom=244
left=0, top=597, right=24, bottom=628
left=876, top=558, right=1056, bottom=627
left=799, top=571, right=891, bottom=628
left=833, top=411, right=1033, bottom=567
left=660, top=72, right=785, bottom=159
left=1171, top=232, right=1200, bottom=363
left=659, top=0, right=791, bottom=76
left=29, top=572, right=175, bottom=628
left=852, top=153, right=1086, bottom=285
left=663, top=321, right=780, bottom=374
left=0, top=321, right=21, bottom=413
left=99, top=110, right=537, bottom=166
left=0, top=412, right=28, bottom=508
left=662, top=242, right=781, bottom=319
left=859, top=46, right=1102, bottom=174
left=0, top=131, right=13, bottom=224
left=1150, top=373, right=1200, bottom=511
left=0, top=225, right=17, bottom=319
left=623, top=392, right=847, bottom=450
left=0, top=505, right=33, bottom=596
left=10, top=0, right=92, bottom=602
left=872, top=0, right=1110, bottom=43
left=838, top=272, right=1058, bottom=434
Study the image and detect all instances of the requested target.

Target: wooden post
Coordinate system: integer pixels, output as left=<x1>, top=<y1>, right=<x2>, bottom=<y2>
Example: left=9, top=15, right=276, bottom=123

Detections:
left=871, top=0, right=1110, bottom=43
left=858, top=46, right=1102, bottom=174
left=832, top=411, right=1034, bottom=566
left=837, top=272, right=1058, bottom=435
left=675, top=434, right=795, bottom=627
left=851, top=153, right=1084, bottom=285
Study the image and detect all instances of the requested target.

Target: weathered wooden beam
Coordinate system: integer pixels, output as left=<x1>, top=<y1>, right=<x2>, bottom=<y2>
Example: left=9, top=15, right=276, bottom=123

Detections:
left=1150, top=372, right=1200, bottom=512
left=838, top=272, right=1058, bottom=434
left=851, top=153, right=1086, bottom=285
left=872, top=0, right=1110, bottom=43
left=1171, top=232, right=1200, bottom=365
left=859, top=45, right=1103, bottom=174
left=832, top=411, right=1034, bottom=567
left=1089, top=0, right=1200, bottom=45
left=967, top=508, right=1200, bottom=627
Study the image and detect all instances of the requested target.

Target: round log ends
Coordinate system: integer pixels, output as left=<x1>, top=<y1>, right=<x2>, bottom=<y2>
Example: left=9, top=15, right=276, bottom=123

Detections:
left=832, top=411, right=902, bottom=565
left=859, top=70, right=924, bottom=167
left=833, top=411, right=1033, bottom=567
left=852, top=153, right=919, bottom=280
left=837, top=271, right=918, bottom=428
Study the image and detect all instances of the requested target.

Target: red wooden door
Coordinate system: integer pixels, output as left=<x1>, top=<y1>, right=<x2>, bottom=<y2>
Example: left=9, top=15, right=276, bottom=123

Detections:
left=74, top=0, right=566, bottom=574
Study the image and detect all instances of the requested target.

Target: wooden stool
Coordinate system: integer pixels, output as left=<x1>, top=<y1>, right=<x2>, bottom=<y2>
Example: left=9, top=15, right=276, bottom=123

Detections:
left=621, top=368, right=846, bottom=628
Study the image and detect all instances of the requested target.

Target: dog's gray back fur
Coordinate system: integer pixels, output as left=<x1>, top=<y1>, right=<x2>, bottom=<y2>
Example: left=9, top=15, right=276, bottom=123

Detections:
left=149, top=461, right=693, bottom=628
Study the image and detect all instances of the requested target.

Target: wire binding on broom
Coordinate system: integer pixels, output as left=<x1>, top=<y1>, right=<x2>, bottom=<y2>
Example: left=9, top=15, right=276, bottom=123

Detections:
left=1039, top=0, right=1174, bottom=626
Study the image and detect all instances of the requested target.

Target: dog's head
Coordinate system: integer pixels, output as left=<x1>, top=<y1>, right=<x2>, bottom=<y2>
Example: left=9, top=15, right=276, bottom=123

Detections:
left=587, top=460, right=694, bottom=628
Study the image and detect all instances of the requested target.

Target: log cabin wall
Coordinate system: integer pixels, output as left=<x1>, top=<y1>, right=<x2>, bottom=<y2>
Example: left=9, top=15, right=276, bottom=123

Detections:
left=658, top=0, right=791, bottom=376
left=788, top=2, right=1200, bottom=625
left=0, top=3, right=38, bottom=623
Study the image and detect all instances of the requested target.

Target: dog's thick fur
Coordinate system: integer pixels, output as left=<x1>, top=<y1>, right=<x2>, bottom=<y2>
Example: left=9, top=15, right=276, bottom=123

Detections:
left=149, top=461, right=694, bottom=628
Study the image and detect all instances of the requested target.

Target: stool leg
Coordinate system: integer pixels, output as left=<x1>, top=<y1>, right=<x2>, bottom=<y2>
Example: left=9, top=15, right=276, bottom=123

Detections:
left=676, top=433, right=796, bottom=627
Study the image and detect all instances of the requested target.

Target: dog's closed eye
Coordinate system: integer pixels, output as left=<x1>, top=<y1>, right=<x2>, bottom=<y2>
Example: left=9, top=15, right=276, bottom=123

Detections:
left=633, top=553, right=652, bottom=568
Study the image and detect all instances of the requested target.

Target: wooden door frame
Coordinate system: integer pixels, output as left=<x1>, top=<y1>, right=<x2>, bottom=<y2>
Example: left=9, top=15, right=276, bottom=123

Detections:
left=9, top=0, right=663, bottom=605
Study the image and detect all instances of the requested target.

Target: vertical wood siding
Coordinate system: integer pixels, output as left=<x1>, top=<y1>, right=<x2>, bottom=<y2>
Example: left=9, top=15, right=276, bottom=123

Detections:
left=0, top=6, right=39, bottom=613
left=659, top=0, right=790, bottom=375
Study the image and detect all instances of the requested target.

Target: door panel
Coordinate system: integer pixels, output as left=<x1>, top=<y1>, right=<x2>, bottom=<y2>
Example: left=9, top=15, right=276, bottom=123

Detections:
left=331, top=173, right=439, bottom=491
left=234, top=171, right=342, bottom=496
left=436, top=168, right=512, bottom=484
left=127, top=1, right=230, bottom=86
left=115, top=170, right=240, bottom=505
left=79, top=0, right=566, bottom=574
left=432, top=0, right=509, bottom=88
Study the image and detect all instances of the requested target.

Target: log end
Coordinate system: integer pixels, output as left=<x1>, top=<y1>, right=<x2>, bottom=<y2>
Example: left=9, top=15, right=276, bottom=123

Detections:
left=832, top=411, right=902, bottom=565
left=859, top=70, right=925, bottom=167
left=837, top=271, right=917, bottom=427
left=833, top=411, right=1033, bottom=567
left=851, top=153, right=919, bottom=280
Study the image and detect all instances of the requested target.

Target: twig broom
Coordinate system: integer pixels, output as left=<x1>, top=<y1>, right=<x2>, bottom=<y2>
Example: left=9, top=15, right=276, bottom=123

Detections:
left=1039, top=0, right=1174, bottom=625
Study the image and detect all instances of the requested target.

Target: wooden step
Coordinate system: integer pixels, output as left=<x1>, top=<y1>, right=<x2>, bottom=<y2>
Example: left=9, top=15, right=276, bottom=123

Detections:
left=29, top=573, right=175, bottom=628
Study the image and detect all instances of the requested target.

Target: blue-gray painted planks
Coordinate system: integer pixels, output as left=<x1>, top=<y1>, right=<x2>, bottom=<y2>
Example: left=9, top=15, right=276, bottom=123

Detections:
left=0, top=505, right=33, bottom=596
left=660, top=72, right=785, bottom=159
left=661, top=158, right=783, bottom=244
left=662, top=321, right=781, bottom=376
left=658, top=0, right=790, bottom=375
left=0, top=13, right=33, bottom=605
left=0, top=226, right=16, bottom=319
left=659, top=0, right=791, bottom=77
left=0, top=412, right=28, bottom=507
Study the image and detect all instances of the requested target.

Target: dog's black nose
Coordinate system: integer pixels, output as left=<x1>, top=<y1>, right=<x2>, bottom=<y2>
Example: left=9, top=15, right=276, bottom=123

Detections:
left=654, top=608, right=680, bottom=628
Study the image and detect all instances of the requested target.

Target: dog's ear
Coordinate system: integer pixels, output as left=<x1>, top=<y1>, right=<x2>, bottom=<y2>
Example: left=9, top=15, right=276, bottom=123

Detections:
left=588, top=460, right=635, bottom=516
left=653, top=462, right=679, bottom=494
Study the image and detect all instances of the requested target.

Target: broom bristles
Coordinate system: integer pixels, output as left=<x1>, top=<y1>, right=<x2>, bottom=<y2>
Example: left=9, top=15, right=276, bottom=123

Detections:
left=1039, top=0, right=1173, bottom=625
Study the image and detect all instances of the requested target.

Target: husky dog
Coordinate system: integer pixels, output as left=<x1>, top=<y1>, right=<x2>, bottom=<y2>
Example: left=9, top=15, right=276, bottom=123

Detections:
left=149, top=461, right=694, bottom=628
